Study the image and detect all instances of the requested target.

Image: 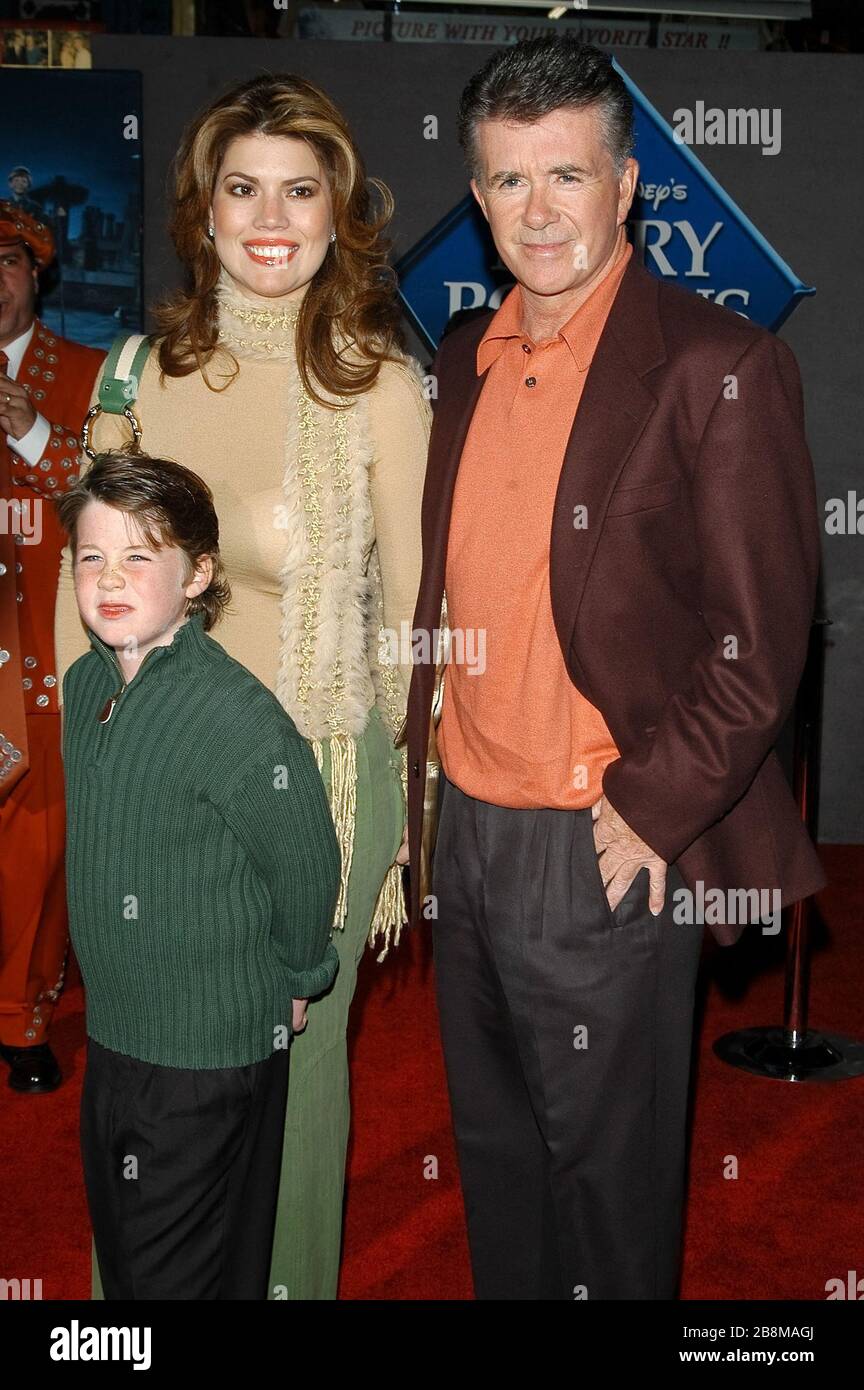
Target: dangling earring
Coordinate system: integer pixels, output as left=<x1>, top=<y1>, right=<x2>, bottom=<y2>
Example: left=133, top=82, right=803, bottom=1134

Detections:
left=329, top=230, right=336, bottom=244
left=207, top=223, right=215, bottom=238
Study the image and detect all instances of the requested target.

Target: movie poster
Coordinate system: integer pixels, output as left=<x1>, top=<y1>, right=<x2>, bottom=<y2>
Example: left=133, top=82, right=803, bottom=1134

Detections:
left=0, top=68, right=142, bottom=350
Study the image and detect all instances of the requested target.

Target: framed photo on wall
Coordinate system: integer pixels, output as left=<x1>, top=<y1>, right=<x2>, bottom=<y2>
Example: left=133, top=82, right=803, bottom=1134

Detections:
left=0, top=68, right=142, bottom=350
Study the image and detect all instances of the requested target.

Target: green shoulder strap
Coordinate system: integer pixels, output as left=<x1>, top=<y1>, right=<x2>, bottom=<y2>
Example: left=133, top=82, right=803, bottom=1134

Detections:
left=81, top=331, right=151, bottom=458
left=98, top=332, right=152, bottom=414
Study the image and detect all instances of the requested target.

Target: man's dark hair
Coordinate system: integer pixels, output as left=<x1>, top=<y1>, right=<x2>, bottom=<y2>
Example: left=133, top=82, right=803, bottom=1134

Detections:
left=457, top=37, right=635, bottom=185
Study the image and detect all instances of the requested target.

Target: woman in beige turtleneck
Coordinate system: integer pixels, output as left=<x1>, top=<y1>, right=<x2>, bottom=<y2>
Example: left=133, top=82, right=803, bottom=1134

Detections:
left=53, top=74, right=430, bottom=1301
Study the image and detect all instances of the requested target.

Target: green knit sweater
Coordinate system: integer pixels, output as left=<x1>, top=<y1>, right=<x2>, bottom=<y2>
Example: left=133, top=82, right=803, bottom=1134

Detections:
left=62, top=610, right=341, bottom=1068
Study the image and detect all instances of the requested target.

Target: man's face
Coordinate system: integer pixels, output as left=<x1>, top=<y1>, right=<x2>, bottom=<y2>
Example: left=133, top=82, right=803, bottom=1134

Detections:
left=0, top=242, right=38, bottom=346
left=469, top=105, right=637, bottom=300
left=10, top=174, right=29, bottom=195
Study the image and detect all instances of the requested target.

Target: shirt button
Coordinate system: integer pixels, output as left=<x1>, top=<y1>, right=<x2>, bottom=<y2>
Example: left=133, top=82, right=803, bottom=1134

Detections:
left=36, top=694, right=49, bottom=707
left=525, top=376, right=537, bottom=387
left=24, top=656, right=37, bottom=668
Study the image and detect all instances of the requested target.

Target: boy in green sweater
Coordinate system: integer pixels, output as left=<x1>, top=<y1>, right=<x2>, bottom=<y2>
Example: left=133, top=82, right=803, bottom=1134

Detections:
left=55, top=448, right=340, bottom=1300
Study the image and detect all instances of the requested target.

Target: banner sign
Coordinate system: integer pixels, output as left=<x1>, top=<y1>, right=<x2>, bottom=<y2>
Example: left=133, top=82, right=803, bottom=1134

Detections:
left=298, top=10, right=762, bottom=49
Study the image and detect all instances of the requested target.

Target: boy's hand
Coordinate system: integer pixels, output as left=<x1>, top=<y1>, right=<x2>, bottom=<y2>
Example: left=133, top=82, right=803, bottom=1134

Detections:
left=292, top=998, right=309, bottom=1033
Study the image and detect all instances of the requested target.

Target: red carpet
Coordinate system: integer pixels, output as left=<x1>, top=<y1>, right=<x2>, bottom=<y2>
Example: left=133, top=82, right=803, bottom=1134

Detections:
left=1, top=846, right=861, bottom=1300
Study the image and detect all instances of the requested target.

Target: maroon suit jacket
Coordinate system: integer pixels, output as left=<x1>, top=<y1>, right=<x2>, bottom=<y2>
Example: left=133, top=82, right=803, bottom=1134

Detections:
left=405, top=251, right=826, bottom=947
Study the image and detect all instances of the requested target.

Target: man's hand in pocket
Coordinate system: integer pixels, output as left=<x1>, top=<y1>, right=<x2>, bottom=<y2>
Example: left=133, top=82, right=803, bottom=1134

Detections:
left=591, top=795, right=667, bottom=916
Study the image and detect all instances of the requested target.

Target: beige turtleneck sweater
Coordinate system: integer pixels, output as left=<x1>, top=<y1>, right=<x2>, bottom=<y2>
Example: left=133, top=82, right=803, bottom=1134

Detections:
left=53, top=277, right=431, bottom=713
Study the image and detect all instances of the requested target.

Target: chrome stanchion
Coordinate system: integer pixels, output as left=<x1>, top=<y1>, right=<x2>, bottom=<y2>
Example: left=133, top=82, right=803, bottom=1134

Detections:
left=714, top=617, right=864, bottom=1081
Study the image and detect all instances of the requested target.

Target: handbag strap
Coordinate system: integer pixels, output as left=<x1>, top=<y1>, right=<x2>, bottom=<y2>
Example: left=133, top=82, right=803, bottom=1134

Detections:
left=81, top=331, right=150, bottom=458
left=98, top=332, right=151, bottom=414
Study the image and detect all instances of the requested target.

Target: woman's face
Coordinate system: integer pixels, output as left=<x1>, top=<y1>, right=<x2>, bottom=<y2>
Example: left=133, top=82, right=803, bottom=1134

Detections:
left=209, top=132, right=333, bottom=300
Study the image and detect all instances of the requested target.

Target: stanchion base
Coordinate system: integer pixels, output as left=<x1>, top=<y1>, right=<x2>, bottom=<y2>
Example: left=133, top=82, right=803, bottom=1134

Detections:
left=713, top=1027, right=864, bottom=1081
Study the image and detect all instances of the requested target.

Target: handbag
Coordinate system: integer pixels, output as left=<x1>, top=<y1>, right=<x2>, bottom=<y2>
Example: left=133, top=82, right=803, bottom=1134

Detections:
left=393, top=594, right=449, bottom=911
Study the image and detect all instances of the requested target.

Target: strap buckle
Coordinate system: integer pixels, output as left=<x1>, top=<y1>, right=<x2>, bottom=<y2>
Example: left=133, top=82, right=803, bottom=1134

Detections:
left=80, top=402, right=142, bottom=460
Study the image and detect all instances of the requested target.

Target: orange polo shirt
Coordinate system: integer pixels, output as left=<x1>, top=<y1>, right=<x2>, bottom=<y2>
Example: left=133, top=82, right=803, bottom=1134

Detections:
left=437, top=233, right=632, bottom=808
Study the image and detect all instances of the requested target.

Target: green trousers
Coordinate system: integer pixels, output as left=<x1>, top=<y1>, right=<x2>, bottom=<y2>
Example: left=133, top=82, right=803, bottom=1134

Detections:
left=91, top=704, right=405, bottom=1301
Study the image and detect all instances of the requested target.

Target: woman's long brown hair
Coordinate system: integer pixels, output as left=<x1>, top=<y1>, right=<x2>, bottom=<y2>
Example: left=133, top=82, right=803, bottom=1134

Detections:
left=151, top=72, right=406, bottom=408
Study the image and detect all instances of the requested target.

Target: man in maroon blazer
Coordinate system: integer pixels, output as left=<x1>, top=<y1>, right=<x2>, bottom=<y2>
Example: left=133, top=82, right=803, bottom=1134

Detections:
left=402, top=38, right=824, bottom=1300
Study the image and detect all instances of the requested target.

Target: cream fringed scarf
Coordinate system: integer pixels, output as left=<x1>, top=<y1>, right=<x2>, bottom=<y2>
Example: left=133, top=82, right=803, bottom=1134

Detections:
left=214, top=268, right=413, bottom=959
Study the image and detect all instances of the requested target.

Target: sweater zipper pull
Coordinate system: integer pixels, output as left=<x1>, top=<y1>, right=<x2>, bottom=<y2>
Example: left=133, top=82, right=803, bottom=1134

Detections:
left=98, top=679, right=127, bottom=724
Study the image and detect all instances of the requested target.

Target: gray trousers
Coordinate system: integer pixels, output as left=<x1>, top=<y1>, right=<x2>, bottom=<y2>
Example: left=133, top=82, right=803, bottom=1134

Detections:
left=430, top=766, right=705, bottom=1300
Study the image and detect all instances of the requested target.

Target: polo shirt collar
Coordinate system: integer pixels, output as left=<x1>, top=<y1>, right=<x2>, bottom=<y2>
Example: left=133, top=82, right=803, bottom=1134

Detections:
left=476, top=236, right=632, bottom=376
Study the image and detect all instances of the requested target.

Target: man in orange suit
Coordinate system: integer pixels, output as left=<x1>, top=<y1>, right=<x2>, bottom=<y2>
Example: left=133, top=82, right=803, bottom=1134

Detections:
left=0, top=200, right=105, bottom=1091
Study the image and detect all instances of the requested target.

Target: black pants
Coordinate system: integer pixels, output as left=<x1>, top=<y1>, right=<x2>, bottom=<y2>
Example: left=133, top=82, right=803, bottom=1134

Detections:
left=80, top=1037, right=290, bottom=1299
left=431, top=767, right=705, bottom=1300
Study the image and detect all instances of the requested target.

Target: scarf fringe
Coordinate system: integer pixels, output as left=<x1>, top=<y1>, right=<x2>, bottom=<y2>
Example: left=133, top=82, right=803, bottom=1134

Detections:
left=312, top=727, right=408, bottom=957
left=369, top=860, right=408, bottom=962
left=311, top=732, right=356, bottom=932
